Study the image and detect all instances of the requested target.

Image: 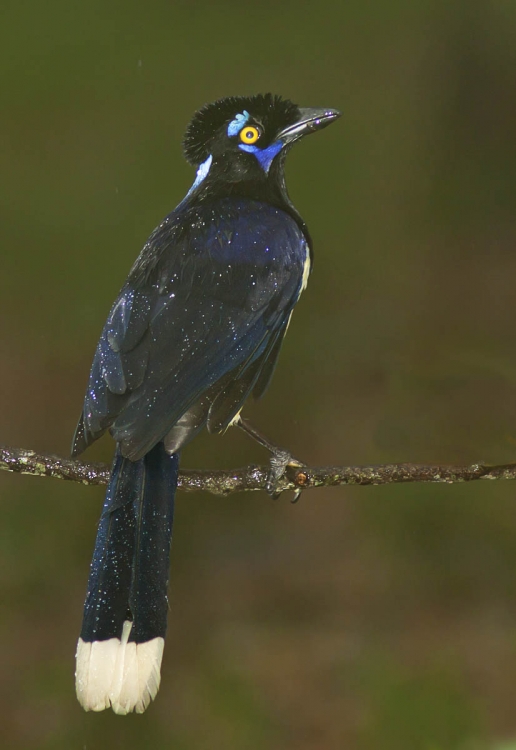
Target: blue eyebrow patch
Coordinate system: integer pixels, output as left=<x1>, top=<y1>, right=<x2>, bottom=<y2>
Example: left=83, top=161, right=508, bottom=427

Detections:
left=227, top=110, right=250, bottom=136
left=239, top=140, right=283, bottom=173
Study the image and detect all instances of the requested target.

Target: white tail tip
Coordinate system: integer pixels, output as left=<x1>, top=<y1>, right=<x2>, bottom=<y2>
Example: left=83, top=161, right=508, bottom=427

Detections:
left=75, top=620, right=165, bottom=714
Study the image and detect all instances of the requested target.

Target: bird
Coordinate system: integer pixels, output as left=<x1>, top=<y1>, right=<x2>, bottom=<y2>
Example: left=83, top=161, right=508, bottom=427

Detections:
left=72, top=93, right=340, bottom=715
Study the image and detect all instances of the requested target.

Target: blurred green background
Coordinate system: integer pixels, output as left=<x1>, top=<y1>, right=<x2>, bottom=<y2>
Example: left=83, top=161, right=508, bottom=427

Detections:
left=2, top=1, right=516, bottom=748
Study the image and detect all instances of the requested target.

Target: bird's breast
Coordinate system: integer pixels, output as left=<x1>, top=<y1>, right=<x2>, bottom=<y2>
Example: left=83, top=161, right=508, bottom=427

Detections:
left=187, top=198, right=308, bottom=266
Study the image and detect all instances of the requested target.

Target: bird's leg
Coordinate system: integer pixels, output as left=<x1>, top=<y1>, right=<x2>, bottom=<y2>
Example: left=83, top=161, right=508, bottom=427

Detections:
left=235, top=416, right=305, bottom=500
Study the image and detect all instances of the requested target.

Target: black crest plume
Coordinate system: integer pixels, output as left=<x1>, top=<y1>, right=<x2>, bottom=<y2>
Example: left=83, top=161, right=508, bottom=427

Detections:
left=183, top=93, right=300, bottom=166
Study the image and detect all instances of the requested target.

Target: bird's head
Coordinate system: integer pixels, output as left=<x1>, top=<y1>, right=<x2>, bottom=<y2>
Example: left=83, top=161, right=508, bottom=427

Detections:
left=182, top=93, right=341, bottom=196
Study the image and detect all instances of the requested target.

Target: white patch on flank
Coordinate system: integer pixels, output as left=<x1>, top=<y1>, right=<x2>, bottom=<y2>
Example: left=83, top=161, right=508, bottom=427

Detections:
left=76, top=620, right=165, bottom=715
left=301, top=244, right=311, bottom=292
left=228, top=408, right=243, bottom=428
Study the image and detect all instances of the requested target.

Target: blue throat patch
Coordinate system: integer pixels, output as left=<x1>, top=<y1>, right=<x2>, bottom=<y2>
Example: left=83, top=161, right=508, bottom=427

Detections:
left=239, top=141, right=283, bottom=173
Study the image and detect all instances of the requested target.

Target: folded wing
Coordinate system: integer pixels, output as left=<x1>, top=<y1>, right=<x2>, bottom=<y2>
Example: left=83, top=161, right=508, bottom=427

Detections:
left=73, top=199, right=308, bottom=460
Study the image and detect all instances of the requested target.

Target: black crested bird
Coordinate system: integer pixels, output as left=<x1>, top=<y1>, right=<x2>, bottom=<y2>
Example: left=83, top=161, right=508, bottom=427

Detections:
left=73, top=94, right=340, bottom=714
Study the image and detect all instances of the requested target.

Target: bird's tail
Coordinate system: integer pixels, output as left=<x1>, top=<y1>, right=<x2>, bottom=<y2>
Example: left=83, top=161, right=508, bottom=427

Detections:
left=75, top=442, right=178, bottom=714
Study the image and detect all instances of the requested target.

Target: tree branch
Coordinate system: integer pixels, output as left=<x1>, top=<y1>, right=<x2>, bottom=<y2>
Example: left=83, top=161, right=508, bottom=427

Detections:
left=1, top=445, right=516, bottom=496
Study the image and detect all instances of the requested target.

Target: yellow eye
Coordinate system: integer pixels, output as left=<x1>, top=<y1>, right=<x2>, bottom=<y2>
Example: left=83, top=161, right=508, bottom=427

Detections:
left=239, top=126, right=260, bottom=144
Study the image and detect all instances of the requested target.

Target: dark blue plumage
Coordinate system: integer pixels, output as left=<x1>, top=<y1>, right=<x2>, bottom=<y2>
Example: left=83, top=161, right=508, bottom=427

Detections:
left=80, top=444, right=177, bottom=645
left=75, top=199, right=307, bottom=460
left=73, top=94, right=340, bottom=714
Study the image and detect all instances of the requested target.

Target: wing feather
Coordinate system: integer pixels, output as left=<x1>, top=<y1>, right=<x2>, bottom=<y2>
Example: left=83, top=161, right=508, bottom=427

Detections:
left=74, top=198, right=307, bottom=460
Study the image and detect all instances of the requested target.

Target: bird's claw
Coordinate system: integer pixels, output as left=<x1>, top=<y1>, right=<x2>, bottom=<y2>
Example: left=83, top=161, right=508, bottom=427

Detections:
left=266, top=449, right=305, bottom=501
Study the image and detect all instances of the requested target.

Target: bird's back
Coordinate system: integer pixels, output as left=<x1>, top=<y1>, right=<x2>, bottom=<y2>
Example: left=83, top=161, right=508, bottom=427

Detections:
left=74, top=197, right=309, bottom=460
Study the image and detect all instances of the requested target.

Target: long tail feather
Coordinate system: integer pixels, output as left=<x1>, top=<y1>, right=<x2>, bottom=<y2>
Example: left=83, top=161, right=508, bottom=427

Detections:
left=76, top=442, right=178, bottom=714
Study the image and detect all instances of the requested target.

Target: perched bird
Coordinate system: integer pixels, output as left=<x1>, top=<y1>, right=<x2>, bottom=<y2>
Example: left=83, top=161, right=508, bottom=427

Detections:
left=73, top=93, right=340, bottom=714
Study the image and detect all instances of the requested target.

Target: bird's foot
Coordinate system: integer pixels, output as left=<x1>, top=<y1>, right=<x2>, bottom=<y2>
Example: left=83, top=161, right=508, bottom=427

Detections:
left=234, top=416, right=307, bottom=501
left=266, top=449, right=306, bottom=502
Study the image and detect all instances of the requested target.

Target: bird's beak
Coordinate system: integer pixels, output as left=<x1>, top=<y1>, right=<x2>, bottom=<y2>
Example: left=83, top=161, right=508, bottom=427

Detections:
left=277, top=107, right=341, bottom=144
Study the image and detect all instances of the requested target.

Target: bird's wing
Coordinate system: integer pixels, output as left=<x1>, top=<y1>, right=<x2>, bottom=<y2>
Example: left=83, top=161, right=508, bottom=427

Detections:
left=74, top=199, right=307, bottom=460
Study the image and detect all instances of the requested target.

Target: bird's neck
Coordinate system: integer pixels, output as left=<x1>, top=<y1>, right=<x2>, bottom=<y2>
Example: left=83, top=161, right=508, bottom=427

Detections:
left=183, top=156, right=310, bottom=244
